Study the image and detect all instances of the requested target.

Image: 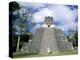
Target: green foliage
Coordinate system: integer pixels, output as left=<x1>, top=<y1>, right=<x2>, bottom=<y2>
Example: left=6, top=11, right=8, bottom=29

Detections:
left=9, top=1, right=20, bottom=12
left=74, top=31, right=78, bottom=40
left=18, top=13, right=29, bottom=33
left=9, top=1, right=33, bottom=52
left=12, top=35, right=18, bottom=52
left=67, top=31, right=78, bottom=47
left=72, top=31, right=78, bottom=47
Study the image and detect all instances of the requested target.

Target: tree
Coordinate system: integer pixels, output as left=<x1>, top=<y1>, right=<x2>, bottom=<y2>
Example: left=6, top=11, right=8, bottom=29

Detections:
left=71, top=31, right=78, bottom=47
left=9, top=1, right=33, bottom=52
left=15, top=7, right=33, bottom=52
left=9, top=1, right=20, bottom=12
left=67, top=30, right=78, bottom=47
left=9, top=1, right=21, bottom=57
left=9, top=1, right=21, bottom=35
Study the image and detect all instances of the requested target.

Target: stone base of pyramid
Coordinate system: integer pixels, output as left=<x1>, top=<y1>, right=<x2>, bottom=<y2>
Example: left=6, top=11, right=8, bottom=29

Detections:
left=25, top=28, right=73, bottom=54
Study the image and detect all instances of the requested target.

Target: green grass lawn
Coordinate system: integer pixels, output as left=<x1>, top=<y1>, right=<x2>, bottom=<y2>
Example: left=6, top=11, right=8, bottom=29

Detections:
left=13, top=49, right=78, bottom=58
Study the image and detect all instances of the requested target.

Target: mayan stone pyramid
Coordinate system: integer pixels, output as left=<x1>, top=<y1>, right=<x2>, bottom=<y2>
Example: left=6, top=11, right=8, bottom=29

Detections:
left=27, top=16, right=73, bottom=54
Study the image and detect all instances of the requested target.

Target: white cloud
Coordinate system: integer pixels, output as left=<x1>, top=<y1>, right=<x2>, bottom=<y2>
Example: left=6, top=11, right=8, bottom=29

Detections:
left=19, top=2, right=46, bottom=9
left=33, top=5, right=78, bottom=32
left=18, top=2, right=78, bottom=34
left=33, top=8, right=53, bottom=23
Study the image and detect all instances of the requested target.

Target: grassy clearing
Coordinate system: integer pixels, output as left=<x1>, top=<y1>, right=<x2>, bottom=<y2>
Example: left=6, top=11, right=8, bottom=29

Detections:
left=13, top=49, right=78, bottom=58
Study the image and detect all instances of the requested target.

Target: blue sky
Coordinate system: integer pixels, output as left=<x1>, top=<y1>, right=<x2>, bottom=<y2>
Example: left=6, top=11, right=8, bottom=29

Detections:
left=18, top=2, right=78, bottom=36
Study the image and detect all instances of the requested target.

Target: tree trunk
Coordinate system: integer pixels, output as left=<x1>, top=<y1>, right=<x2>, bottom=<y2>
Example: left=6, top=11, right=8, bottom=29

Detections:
left=16, top=35, right=20, bottom=52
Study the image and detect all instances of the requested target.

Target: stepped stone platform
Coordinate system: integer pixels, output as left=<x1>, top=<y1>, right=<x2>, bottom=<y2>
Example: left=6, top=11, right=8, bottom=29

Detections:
left=28, top=27, right=73, bottom=54
left=21, top=16, right=73, bottom=54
